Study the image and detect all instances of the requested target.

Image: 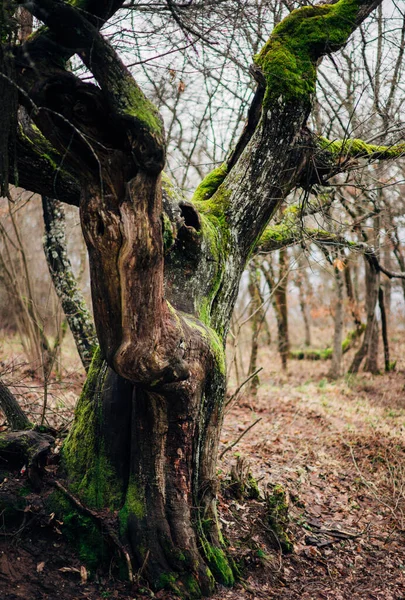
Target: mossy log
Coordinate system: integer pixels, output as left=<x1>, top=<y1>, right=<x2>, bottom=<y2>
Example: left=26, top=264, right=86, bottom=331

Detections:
left=290, top=325, right=365, bottom=360
left=0, top=430, right=54, bottom=490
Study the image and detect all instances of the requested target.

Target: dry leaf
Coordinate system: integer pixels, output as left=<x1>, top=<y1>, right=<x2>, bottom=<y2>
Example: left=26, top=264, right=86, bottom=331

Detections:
left=80, top=565, right=88, bottom=583
left=333, top=258, right=345, bottom=271
left=178, top=80, right=186, bottom=93
left=59, top=566, right=81, bottom=574
left=36, top=561, right=45, bottom=573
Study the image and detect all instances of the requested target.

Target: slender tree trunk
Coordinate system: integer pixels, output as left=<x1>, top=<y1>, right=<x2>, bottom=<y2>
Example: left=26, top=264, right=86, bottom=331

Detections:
left=261, top=256, right=290, bottom=370
left=378, top=286, right=391, bottom=371
left=344, top=261, right=363, bottom=333
left=391, top=226, right=405, bottom=305
left=349, top=260, right=380, bottom=374
left=328, top=256, right=344, bottom=379
left=295, top=268, right=311, bottom=347
left=383, top=222, right=391, bottom=324
left=275, top=249, right=290, bottom=371
left=247, top=263, right=261, bottom=397
left=42, top=196, right=97, bottom=371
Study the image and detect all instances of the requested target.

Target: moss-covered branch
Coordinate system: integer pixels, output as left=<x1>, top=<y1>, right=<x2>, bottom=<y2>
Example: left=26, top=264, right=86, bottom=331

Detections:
left=23, top=0, right=165, bottom=173
left=253, top=0, right=363, bottom=107
left=318, top=137, right=405, bottom=161
left=14, top=114, right=80, bottom=205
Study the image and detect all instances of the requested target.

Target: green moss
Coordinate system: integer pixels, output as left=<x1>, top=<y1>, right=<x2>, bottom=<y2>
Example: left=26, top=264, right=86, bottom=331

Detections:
left=18, top=122, right=69, bottom=174
left=62, top=348, right=123, bottom=510
left=163, top=212, right=175, bottom=253
left=192, top=163, right=228, bottom=203
left=182, top=573, right=202, bottom=598
left=290, top=325, right=365, bottom=361
left=118, top=478, right=146, bottom=535
left=319, top=136, right=405, bottom=159
left=266, top=484, right=293, bottom=553
left=157, top=572, right=182, bottom=595
left=114, top=73, right=163, bottom=137
left=200, top=541, right=234, bottom=587
left=183, top=316, right=226, bottom=376
left=17, top=485, right=31, bottom=498
left=254, top=0, right=359, bottom=105
left=47, top=490, right=108, bottom=572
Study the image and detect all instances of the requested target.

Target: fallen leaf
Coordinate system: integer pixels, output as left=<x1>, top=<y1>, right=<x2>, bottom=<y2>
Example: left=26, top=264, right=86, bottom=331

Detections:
left=80, top=565, right=87, bottom=583
left=36, top=562, right=45, bottom=573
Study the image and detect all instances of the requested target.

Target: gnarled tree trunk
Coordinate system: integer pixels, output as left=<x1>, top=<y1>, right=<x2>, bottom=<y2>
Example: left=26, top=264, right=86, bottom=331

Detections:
left=3, top=0, right=386, bottom=596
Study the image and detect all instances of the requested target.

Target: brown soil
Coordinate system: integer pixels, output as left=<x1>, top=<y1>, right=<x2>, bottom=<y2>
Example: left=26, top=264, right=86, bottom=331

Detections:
left=2, top=340, right=405, bottom=599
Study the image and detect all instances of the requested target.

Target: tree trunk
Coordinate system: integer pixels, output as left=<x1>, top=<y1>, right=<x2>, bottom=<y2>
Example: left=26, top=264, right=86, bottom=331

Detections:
left=378, top=286, right=391, bottom=371
left=295, top=267, right=311, bottom=347
left=349, top=260, right=380, bottom=374
left=42, top=196, right=97, bottom=371
left=328, top=257, right=344, bottom=379
left=275, top=250, right=290, bottom=371
left=261, top=254, right=290, bottom=370
left=247, top=263, right=261, bottom=397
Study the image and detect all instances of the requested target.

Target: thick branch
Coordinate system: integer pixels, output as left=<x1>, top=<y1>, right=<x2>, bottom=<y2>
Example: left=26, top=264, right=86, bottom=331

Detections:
left=13, top=113, right=80, bottom=205
left=20, top=0, right=165, bottom=173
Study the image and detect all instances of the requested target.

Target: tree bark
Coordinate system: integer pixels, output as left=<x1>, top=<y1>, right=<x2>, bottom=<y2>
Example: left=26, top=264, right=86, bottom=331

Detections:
left=295, top=265, right=312, bottom=347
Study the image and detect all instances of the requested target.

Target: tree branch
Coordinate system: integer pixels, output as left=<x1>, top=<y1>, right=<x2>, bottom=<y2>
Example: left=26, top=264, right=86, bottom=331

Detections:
left=19, top=0, right=165, bottom=173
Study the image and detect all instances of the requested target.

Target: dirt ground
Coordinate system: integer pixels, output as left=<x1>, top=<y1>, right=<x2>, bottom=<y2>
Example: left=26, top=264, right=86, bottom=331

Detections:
left=2, top=336, right=405, bottom=600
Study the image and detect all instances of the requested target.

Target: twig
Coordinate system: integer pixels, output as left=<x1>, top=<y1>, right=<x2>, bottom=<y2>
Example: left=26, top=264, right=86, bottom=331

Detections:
left=225, top=368, right=263, bottom=407
left=219, top=418, right=262, bottom=460
left=52, top=480, right=133, bottom=582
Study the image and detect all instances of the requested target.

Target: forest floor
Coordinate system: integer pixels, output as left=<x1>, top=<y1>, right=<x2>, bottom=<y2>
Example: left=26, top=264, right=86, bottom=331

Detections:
left=1, top=335, right=405, bottom=599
